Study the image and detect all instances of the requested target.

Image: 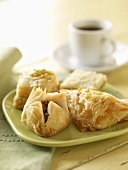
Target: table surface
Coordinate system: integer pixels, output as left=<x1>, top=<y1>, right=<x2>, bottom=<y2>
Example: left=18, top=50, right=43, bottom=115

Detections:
left=1, top=0, right=128, bottom=170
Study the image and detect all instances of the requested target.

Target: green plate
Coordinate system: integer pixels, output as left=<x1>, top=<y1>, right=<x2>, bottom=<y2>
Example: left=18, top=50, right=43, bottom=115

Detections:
left=2, top=83, right=128, bottom=147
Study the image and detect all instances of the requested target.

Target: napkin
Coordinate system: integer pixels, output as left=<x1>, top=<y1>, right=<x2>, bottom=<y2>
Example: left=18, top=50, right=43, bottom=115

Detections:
left=0, top=47, right=22, bottom=106
left=0, top=119, right=54, bottom=170
left=0, top=47, right=54, bottom=170
left=0, top=47, right=22, bottom=76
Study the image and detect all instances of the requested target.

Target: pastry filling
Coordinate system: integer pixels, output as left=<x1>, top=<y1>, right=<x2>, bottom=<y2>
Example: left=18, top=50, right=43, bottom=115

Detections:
left=42, top=101, right=49, bottom=123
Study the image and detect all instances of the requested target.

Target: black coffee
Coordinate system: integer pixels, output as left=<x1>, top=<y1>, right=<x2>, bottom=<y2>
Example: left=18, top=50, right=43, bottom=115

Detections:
left=77, top=26, right=102, bottom=31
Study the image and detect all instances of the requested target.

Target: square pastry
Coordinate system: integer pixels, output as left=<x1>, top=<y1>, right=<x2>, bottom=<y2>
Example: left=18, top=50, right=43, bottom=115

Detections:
left=60, top=69, right=107, bottom=90
left=13, top=69, right=59, bottom=109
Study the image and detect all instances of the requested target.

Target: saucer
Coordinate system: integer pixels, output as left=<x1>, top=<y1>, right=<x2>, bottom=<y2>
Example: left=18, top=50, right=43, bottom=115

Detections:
left=53, top=42, right=128, bottom=72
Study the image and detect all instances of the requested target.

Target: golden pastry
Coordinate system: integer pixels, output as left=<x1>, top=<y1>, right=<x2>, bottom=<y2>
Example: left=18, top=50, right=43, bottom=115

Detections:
left=13, top=69, right=59, bottom=109
left=62, top=89, right=128, bottom=131
left=60, top=69, right=107, bottom=90
left=21, top=87, right=70, bottom=137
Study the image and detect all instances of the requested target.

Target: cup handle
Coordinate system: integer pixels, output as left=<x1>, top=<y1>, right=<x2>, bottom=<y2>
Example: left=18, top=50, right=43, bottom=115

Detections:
left=101, top=38, right=116, bottom=57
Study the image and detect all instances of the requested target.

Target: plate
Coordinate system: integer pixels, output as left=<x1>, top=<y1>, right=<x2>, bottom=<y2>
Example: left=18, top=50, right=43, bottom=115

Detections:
left=53, top=42, right=128, bottom=72
left=2, top=84, right=128, bottom=147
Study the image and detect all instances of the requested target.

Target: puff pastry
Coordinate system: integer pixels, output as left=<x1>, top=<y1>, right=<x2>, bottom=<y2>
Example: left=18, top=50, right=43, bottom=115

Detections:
left=21, top=87, right=70, bottom=137
left=62, top=89, right=128, bottom=131
left=13, top=69, right=59, bottom=109
left=60, top=69, right=107, bottom=90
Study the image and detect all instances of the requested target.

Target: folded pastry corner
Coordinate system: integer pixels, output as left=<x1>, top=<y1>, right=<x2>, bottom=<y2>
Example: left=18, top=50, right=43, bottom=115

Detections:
left=21, top=87, right=70, bottom=137
left=60, top=69, right=107, bottom=90
left=13, top=69, right=59, bottom=109
left=62, top=89, right=128, bottom=132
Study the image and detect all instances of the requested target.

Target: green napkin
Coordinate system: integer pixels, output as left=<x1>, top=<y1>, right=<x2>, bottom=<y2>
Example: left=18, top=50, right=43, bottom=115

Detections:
left=0, top=119, right=54, bottom=170
left=0, top=47, right=22, bottom=76
left=0, top=47, right=22, bottom=106
left=0, top=47, right=54, bottom=170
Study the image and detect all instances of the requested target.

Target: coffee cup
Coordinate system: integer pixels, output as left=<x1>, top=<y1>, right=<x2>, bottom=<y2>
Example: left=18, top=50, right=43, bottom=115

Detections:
left=68, top=19, right=115, bottom=66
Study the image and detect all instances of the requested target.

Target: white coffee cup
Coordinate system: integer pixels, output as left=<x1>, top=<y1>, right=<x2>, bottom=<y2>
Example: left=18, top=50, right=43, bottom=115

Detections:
left=68, top=19, right=115, bottom=66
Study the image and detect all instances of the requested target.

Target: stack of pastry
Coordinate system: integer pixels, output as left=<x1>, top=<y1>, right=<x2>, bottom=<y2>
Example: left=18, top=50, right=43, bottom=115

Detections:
left=13, top=68, right=128, bottom=137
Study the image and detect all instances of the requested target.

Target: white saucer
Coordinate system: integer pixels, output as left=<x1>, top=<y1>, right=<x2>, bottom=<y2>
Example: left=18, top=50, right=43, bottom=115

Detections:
left=53, top=42, right=128, bottom=72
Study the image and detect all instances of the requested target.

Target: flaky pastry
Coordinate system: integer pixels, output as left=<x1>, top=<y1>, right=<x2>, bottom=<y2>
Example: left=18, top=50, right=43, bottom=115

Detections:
left=62, top=89, right=128, bottom=131
left=13, top=69, right=59, bottom=109
left=21, top=87, right=70, bottom=137
left=60, top=69, right=107, bottom=90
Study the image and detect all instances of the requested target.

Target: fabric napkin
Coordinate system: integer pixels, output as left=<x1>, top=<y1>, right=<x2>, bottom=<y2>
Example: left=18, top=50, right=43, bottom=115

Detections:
left=0, top=47, right=54, bottom=170
left=0, top=47, right=22, bottom=106
left=0, top=47, right=22, bottom=76
left=0, top=119, right=54, bottom=170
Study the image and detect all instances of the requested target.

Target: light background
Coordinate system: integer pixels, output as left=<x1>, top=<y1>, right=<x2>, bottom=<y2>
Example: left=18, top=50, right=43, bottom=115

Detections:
left=0, top=0, right=128, bottom=67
